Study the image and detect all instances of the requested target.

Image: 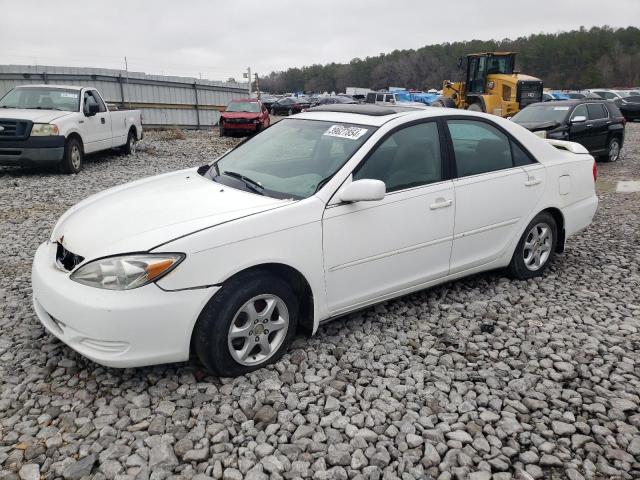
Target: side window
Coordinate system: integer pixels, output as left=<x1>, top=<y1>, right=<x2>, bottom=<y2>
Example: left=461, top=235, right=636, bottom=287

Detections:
left=511, top=142, right=535, bottom=167
left=376, top=93, right=384, bottom=102
left=354, top=122, right=442, bottom=192
left=587, top=103, right=607, bottom=120
left=447, top=120, right=513, bottom=177
left=83, top=91, right=98, bottom=113
left=571, top=104, right=588, bottom=120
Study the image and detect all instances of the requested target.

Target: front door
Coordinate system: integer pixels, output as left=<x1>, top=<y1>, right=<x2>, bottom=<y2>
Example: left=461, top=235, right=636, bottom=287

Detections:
left=446, top=118, right=542, bottom=272
left=322, top=121, right=455, bottom=314
left=80, top=91, right=111, bottom=152
left=568, top=104, right=593, bottom=150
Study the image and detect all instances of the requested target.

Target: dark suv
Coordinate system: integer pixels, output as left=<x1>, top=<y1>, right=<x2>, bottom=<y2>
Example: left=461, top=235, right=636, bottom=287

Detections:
left=511, top=100, right=625, bottom=162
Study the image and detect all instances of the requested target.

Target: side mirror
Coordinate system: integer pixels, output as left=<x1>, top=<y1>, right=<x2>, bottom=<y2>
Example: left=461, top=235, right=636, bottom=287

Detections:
left=85, top=103, right=99, bottom=116
left=571, top=115, right=587, bottom=124
left=339, top=179, right=386, bottom=203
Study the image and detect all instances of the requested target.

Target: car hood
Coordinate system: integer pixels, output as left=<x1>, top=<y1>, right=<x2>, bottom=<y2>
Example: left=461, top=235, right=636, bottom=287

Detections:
left=222, top=111, right=260, bottom=119
left=0, top=108, right=73, bottom=123
left=515, top=120, right=563, bottom=131
left=51, top=168, right=292, bottom=259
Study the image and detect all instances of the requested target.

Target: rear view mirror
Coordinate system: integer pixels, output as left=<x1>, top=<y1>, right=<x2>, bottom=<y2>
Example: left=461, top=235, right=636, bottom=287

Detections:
left=339, top=179, right=386, bottom=203
left=571, top=115, right=587, bottom=123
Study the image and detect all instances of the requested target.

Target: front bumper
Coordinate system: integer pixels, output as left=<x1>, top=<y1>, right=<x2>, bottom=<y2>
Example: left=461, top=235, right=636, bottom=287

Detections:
left=0, top=136, right=66, bottom=166
left=31, top=242, right=218, bottom=368
left=221, top=122, right=260, bottom=131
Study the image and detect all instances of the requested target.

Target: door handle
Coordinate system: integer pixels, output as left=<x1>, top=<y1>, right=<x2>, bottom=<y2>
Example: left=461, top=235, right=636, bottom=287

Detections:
left=586, top=123, right=593, bottom=128
left=101, top=118, right=106, bottom=125
left=525, top=177, right=541, bottom=186
left=429, top=198, right=453, bottom=210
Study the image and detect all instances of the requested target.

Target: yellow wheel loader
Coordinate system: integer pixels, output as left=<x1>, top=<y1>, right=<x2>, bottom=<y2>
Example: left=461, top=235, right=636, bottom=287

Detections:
left=432, top=52, right=543, bottom=117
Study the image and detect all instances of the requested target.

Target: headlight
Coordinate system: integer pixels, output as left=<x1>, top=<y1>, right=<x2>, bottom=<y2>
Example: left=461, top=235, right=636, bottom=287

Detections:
left=70, top=253, right=185, bottom=290
left=31, top=124, right=60, bottom=136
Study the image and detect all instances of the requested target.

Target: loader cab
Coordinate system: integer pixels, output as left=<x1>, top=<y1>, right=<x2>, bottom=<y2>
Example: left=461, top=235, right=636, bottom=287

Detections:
left=465, top=53, right=516, bottom=95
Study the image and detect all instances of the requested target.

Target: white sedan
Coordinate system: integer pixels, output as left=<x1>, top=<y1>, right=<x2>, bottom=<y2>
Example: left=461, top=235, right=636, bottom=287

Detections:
left=32, top=104, right=598, bottom=376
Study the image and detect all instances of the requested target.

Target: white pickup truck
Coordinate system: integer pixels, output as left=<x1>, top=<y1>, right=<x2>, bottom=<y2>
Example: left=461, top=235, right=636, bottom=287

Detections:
left=0, top=85, right=142, bottom=173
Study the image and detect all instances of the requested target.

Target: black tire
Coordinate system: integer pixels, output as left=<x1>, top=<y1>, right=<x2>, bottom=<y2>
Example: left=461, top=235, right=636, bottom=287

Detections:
left=270, top=108, right=276, bottom=116
left=508, top=212, right=557, bottom=280
left=122, top=130, right=137, bottom=155
left=431, top=96, right=457, bottom=109
left=287, top=108, right=293, bottom=116
left=219, top=126, right=226, bottom=137
left=59, top=137, right=83, bottom=174
left=467, top=102, right=484, bottom=113
left=601, top=136, right=621, bottom=162
left=193, top=272, right=299, bottom=377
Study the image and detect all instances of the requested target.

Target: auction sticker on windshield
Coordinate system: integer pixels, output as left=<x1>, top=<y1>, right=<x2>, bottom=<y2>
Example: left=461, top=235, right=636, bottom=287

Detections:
left=553, top=106, right=570, bottom=110
left=61, top=93, right=79, bottom=98
left=324, top=125, right=369, bottom=140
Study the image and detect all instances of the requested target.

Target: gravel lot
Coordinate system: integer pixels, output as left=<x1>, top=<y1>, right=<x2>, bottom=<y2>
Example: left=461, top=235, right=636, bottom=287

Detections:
left=1, top=124, right=639, bottom=480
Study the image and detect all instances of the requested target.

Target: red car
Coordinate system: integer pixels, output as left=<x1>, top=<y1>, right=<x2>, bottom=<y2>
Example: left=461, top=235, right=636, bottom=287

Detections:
left=219, top=98, right=270, bottom=136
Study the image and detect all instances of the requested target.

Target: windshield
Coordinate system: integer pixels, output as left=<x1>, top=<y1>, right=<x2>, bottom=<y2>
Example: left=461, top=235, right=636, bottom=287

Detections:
left=0, top=87, right=80, bottom=111
left=203, top=118, right=375, bottom=199
left=512, top=105, right=570, bottom=124
left=226, top=101, right=260, bottom=113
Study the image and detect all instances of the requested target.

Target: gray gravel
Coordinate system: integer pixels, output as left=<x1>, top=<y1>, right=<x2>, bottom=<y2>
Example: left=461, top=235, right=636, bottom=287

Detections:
left=1, top=124, right=639, bottom=480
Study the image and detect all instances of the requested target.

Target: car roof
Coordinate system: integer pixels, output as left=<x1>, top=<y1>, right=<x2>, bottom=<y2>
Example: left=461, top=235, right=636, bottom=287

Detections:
left=296, top=104, right=477, bottom=127
left=526, top=99, right=610, bottom=108
left=14, top=84, right=86, bottom=91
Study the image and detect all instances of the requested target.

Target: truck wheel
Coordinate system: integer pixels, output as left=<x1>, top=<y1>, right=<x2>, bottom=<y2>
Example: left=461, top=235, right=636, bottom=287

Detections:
left=467, top=103, right=484, bottom=112
left=602, top=137, right=621, bottom=162
left=508, top=212, right=557, bottom=280
left=122, top=130, right=137, bottom=155
left=431, top=96, right=457, bottom=109
left=193, top=271, right=298, bottom=377
left=60, top=138, right=83, bottom=174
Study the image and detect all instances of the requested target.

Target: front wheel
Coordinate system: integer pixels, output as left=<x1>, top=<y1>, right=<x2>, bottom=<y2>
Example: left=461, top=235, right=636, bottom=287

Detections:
left=508, top=212, right=557, bottom=280
left=193, top=272, right=298, bottom=377
left=602, top=137, right=621, bottom=162
left=287, top=108, right=293, bottom=116
left=60, top=137, right=83, bottom=174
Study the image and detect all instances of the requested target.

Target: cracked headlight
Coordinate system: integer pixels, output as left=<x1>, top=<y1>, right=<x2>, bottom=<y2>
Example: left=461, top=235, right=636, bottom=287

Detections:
left=31, top=124, right=60, bottom=136
left=70, top=253, right=185, bottom=290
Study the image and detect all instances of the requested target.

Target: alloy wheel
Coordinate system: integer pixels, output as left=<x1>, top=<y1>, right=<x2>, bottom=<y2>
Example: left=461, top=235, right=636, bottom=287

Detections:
left=71, top=145, right=81, bottom=170
left=227, top=294, right=289, bottom=366
left=523, top=222, right=552, bottom=271
left=609, top=139, right=620, bottom=162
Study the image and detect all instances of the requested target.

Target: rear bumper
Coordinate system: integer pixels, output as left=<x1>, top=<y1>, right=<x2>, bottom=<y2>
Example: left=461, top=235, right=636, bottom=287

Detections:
left=0, top=136, right=65, bottom=165
left=563, top=194, right=598, bottom=238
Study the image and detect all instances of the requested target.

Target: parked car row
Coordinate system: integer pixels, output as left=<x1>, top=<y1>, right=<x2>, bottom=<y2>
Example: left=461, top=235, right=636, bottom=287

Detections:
left=542, top=88, right=640, bottom=122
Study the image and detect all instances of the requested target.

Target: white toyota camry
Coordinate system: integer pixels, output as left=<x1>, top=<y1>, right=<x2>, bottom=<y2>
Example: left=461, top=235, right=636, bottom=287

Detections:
left=32, top=104, right=598, bottom=376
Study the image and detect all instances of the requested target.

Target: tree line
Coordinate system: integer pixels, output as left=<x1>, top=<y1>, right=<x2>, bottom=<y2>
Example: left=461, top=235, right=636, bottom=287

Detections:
left=258, top=26, right=640, bottom=94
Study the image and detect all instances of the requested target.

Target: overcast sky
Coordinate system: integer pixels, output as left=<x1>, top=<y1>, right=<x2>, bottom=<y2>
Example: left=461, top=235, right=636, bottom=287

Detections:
left=1, top=0, right=638, bottom=83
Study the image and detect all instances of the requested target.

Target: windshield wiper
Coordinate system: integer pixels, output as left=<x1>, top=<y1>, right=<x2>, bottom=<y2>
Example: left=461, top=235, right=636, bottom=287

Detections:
left=222, top=170, right=264, bottom=195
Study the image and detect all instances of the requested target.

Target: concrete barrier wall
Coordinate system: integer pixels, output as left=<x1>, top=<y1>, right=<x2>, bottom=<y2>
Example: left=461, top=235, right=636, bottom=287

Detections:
left=0, top=65, right=250, bottom=128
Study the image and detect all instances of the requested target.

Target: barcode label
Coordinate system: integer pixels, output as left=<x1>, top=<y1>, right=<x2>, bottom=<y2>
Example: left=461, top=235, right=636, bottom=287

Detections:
left=323, top=125, right=369, bottom=140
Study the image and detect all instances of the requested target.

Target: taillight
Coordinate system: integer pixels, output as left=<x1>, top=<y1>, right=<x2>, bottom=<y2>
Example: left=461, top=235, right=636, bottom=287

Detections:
left=593, top=160, right=597, bottom=182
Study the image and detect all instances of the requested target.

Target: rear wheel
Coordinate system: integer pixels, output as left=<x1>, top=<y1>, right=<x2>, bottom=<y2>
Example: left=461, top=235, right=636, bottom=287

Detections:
left=122, top=130, right=137, bottom=155
left=60, top=137, right=83, bottom=174
left=467, top=103, right=484, bottom=112
left=602, top=137, right=621, bottom=162
left=508, top=212, right=557, bottom=280
left=193, top=272, right=298, bottom=377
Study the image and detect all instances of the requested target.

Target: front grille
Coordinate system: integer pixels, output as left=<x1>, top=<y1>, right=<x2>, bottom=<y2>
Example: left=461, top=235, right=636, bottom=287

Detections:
left=0, top=119, right=31, bottom=140
left=56, top=242, right=84, bottom=271
left=226, top=118, right=250, bottom=124
left=516, top=81, right=543, bottom=108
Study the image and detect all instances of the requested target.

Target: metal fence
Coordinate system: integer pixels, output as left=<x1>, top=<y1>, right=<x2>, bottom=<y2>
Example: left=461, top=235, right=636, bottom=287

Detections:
left=0, top=65, right=250, bottom=128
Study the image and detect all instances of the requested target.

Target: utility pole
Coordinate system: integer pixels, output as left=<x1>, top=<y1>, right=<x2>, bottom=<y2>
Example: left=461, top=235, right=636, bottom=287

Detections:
left=124, top=56, right=131, bottom=109
left=254, top=73, right=261, bottom=99
left=243, top=67, right=252, bottom=96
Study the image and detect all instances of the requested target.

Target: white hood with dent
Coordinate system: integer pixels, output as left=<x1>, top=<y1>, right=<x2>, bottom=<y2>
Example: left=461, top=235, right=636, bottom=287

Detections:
left=0, top=108, right=73, bottom=123
left=52, top=169, right=291, bottom=259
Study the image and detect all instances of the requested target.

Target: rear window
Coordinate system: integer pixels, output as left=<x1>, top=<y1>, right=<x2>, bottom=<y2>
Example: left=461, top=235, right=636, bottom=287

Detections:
left=587, top=103, right=608, bottom=120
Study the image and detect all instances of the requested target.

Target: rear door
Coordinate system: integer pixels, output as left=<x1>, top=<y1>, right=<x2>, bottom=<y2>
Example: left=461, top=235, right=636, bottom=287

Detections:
left=446, top=118, right=544, bottom=272
left=586, top=103, right=610, bottom=154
